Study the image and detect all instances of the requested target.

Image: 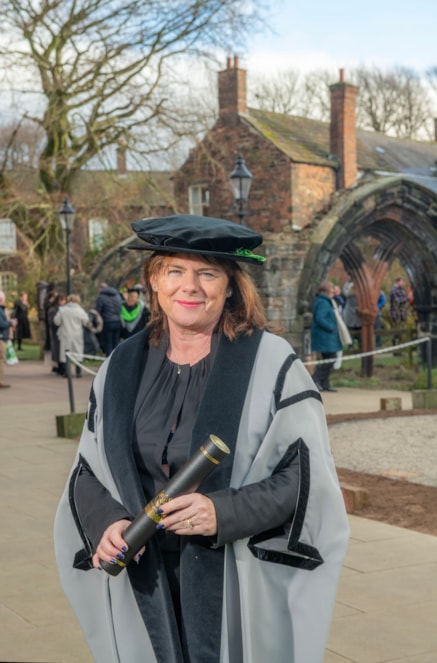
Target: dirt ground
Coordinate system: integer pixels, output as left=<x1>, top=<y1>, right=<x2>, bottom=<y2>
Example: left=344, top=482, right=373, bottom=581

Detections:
left=337, top=467, right=437, bottom=536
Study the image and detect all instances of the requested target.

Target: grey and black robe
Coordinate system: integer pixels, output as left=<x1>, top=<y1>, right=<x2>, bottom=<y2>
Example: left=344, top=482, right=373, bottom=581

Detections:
left=54, top=328, right=349, bottom=663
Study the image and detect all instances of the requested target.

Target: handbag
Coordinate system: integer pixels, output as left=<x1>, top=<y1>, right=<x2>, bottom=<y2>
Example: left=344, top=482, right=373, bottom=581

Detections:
left=5, top=340, right=19, bottom=365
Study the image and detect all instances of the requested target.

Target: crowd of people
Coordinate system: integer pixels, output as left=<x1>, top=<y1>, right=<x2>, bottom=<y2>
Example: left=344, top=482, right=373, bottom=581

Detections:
left=41, top=283, right=151, bottom=378
left=310, top=275, right=413, bottom=392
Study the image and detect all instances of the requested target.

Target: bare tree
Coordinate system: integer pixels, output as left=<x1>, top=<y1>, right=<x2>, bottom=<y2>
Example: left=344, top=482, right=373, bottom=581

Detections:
left=249, top=67, right=335, bottom=120
left=250, top=68, right=301, bottom=115
left=353, top=66, right=432, bottom=139
left=250, top=64, right=435, bottom=140
left=299, top=69, right=336, bottom=121
left=0, top=0, right=266, bottom=194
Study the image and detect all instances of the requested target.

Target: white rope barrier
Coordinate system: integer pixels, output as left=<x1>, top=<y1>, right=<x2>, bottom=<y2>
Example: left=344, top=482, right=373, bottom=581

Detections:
left=67, top=337, right=431, bottom=373
left=303, top=336, right=431, bottom=366
left=66, top=351, right=104, bottom=376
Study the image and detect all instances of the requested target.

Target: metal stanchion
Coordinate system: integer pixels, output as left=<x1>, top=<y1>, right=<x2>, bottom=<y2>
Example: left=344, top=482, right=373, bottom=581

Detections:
left=426, top=337, right=433, bottom=390
left=65, top=352, right=76, bottom=414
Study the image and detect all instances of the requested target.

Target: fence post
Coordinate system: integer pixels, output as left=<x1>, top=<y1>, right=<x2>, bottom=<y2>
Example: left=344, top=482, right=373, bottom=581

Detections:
left=65, top=353, right=76, bottom=414
left=426, top=337, right=433, bottom=390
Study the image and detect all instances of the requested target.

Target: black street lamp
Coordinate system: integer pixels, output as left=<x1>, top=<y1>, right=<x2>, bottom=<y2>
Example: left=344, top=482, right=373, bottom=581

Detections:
left=58, top=197, right=75, bottom=295
left=230, top=152, right=253, bottom=224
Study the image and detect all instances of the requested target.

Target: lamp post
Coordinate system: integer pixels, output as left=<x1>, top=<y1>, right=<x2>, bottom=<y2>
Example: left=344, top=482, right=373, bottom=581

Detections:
left=230, top=153, right=253, bottom=225
left=58, top=197, right=75, bottom=295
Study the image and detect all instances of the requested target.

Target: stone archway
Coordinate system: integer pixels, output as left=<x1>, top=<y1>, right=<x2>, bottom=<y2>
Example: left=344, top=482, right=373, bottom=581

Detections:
left=298, top=176, right=437, bottom=368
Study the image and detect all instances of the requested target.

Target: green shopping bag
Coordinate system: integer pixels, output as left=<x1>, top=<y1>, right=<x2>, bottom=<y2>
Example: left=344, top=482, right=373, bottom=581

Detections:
left=6, top=340, right=19, bottom=365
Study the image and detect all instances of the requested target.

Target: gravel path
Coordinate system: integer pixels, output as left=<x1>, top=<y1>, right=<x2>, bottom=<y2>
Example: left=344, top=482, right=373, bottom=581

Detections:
left=329, top=414, right=437, bottom=487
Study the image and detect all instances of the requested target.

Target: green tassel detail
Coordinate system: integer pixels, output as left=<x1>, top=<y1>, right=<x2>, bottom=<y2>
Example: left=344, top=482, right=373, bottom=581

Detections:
left=233, top=248, right=266, bottom=263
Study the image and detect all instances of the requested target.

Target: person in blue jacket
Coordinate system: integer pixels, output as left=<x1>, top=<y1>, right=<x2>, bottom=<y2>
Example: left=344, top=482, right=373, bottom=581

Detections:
left=311, top=280, right=342, bottom=392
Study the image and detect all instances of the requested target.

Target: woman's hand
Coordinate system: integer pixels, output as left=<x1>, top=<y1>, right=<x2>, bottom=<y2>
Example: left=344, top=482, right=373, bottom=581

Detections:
left=92, top=519, right=145, bottom=569
left=157, top=493, right=217, bottom=537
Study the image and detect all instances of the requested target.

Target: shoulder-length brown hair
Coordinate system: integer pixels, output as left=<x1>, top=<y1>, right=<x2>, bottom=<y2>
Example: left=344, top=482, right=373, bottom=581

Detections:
left=143, top=252, right=267, bottom=345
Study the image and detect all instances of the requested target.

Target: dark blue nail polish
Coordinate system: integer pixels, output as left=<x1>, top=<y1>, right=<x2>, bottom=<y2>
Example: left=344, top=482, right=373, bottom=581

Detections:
left=110, top=557, right=117, bottom=564
left=156, top=508, right=164, bottom=514
left=156, top=522, right=165, bottom=530
left=135, top=554, right=142, bottom=564
left=116, top=553, right=125, bottom=560
left=98, top=566, right=102, bottom=571
left=121, top=546, right=128, bottom=552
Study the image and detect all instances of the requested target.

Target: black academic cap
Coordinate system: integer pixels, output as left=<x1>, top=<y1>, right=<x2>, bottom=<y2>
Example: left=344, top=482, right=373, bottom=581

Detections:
left=129, top=214, right=265, bottom=265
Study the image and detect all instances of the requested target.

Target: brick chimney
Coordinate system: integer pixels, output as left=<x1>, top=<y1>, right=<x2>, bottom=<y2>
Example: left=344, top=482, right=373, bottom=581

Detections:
left=329, top=69, right=358, bottom=189
left=218, top=55, right=247, bottom=117
left=116, top=140, right=127, bottom=176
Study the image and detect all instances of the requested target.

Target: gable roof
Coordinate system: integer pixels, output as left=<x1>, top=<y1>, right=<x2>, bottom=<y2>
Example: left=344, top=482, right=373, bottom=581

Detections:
left=244, top=107, right=437, bottom=177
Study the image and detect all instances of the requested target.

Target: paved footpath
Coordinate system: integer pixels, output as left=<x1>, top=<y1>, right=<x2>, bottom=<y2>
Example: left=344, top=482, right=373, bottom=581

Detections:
left=1, top=360, right=437, bottom=663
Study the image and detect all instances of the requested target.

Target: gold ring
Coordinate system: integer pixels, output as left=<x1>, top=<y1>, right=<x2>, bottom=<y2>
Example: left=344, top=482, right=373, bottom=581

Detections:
left=187, top=518, right=193, bottom=529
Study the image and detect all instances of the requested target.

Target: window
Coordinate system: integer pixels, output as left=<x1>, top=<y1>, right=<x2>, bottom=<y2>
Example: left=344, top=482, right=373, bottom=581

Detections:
left=188, top=185, right=209, bottom=216
left=0, top=219, right=16, bottom=253
left=88, top=218, right=108, bottom=250
left=0, top=272, right=17, bottom=293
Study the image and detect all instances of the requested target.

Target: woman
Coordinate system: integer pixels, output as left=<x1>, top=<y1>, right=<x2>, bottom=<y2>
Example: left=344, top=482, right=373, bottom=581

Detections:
left=54, top=294, right=91, bottom=377
left=342, top=281, right=361, bottom=348
left=120, top=286, right=150, bottom=339
left=54, top=215, right=349, bottom=663
left=311, top=280, right=343, bottom=393
left=12, top=291, right=31, bottom=350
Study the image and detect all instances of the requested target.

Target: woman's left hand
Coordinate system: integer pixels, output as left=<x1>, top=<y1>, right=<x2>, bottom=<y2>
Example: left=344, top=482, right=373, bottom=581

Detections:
left=157, top=493, right=217, bottom=536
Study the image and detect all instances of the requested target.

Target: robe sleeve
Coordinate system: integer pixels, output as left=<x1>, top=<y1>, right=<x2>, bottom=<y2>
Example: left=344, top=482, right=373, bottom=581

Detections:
left=207, top=458, right=300, bottom=547
left=74, top=463, right=133, bottom=550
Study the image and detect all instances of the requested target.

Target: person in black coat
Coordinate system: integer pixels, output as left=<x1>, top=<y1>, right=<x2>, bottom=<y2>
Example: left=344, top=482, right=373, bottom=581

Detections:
left=12, top=291, right=31, bottom=350
left=94, top=282, right=123, bottom=356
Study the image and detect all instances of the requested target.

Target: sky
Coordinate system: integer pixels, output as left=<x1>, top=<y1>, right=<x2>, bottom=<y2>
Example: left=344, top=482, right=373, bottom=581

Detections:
left=245, top=0, right=437, bottom=76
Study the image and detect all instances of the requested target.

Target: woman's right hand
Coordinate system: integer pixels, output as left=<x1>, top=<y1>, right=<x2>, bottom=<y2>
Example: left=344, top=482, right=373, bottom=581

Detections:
left=92, top=519, right=145, bottom=569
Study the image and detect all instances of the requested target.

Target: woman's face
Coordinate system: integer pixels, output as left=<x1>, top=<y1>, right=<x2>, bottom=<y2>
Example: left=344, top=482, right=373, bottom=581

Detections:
left=150, top=254, right=230, bottom=336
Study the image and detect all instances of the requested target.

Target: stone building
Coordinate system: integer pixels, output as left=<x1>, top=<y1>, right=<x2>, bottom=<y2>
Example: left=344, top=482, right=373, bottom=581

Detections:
left=174, top=57, right=437, bottom=365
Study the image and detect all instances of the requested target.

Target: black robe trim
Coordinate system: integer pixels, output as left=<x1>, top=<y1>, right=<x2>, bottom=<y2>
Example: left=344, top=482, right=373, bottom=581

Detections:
left=69, top=457, right=94, bottom=571
left=99, top=328, right=264, bottom=663
left=247, top=438, right=324, bottom=571
left=277, top=389, right=322, bottom=411
left=86, top=385, right=97, bottom=434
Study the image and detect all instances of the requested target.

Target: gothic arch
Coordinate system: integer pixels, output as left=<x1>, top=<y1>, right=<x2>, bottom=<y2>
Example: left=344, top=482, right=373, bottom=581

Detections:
left=298, top=176, right=437, bottom=366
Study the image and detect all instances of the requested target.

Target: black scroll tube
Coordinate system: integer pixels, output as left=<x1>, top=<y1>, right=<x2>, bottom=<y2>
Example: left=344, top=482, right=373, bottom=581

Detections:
left=100, top=434, right=231, bottom=576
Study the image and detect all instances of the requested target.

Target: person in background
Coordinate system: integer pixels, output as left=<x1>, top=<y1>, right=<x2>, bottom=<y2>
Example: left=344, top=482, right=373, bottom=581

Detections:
left=120, top=285, right=150, bottom=340
left=389, top=277, right=409, bottom=344
left=83, top=308, right=104, bottom=357
left=54, top=214, right=349, bottom=663
left=43, top=290, right=57, bottom=355
left=54, top=294, right=91, bottom=378
left=332, top=284, right=346, bottom=316
left=311, top=280, right=342, bottom=392
left=94, top=282, right=123, bottom=356
left=48, top=293, right=67, bottom=375
left=12, top=291, right=31, bottom=351
left=0, top=290, right=16, bottom=389
left=374, top=290, right=386, bottom=348
left=342, top=281, right=361, bottom=348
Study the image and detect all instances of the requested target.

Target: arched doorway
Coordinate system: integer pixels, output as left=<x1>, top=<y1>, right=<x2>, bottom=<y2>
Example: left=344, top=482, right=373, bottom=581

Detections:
left=298, top=176, right=437, bottom=370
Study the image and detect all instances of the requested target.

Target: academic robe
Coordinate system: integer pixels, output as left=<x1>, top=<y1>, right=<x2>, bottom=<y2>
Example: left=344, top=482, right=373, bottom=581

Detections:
left=54, top=328, right=349, bottom=663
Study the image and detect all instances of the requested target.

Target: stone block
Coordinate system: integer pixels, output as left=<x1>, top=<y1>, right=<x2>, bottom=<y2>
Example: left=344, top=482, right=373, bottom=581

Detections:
left=380, top=397, right=402, bottom=411
left=55, top=412, right=86, bottom=439
left=340, top=483, right=369, bottom=514
left=412, top=390, right=437, bottom=410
